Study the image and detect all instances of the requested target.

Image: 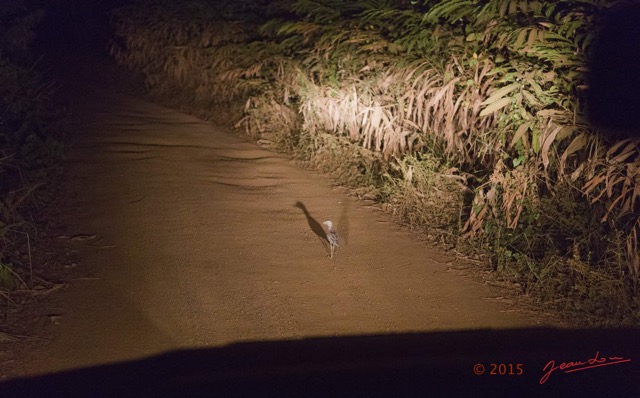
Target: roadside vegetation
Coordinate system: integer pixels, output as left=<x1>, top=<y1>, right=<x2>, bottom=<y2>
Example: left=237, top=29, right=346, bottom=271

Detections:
left=109, top=0, right=639, bottom=326
left=0, top=2, right=67, bottom=340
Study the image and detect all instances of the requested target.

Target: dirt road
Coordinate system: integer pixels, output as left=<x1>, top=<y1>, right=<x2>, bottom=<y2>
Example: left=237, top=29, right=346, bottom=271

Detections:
left=7, top=57, right=554, bottom=378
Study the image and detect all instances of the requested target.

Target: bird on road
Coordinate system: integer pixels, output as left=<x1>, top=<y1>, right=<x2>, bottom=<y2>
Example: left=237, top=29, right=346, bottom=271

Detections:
left=322, top=220, right=339, bottom=258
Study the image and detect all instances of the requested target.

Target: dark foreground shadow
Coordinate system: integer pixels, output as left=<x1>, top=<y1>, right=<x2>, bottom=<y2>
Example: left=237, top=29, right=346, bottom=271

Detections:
left=1, top=328, right=638, bottom=397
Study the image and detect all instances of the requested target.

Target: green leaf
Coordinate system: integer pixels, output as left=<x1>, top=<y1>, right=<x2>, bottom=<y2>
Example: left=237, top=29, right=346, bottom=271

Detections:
left=513, top=156, right=523, bottom=167
left=532, top=129, right=540, bottom=153
left=466, top=32, right=481, bottom=42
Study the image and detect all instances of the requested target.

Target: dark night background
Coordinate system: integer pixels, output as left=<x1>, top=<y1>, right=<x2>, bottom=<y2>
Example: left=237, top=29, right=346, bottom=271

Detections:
left=587, top=1, right=640, bottom=136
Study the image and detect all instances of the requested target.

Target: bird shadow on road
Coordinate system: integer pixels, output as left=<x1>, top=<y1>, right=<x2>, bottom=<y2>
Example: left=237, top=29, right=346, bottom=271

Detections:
left=294, top=201, right=329, bottom=251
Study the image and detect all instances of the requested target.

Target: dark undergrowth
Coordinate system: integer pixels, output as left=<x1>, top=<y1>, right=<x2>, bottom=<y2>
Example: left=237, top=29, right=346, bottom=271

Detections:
left=0, top=2, right=69, bottom=342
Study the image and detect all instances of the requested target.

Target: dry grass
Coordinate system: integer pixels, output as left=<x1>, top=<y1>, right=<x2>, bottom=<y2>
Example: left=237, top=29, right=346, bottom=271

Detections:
left=381, top=154, right=467, bottom=242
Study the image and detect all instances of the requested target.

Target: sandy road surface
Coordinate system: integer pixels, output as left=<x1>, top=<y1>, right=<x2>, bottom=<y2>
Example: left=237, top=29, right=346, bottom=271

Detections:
left=6, top=58, right=551, bottom=378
